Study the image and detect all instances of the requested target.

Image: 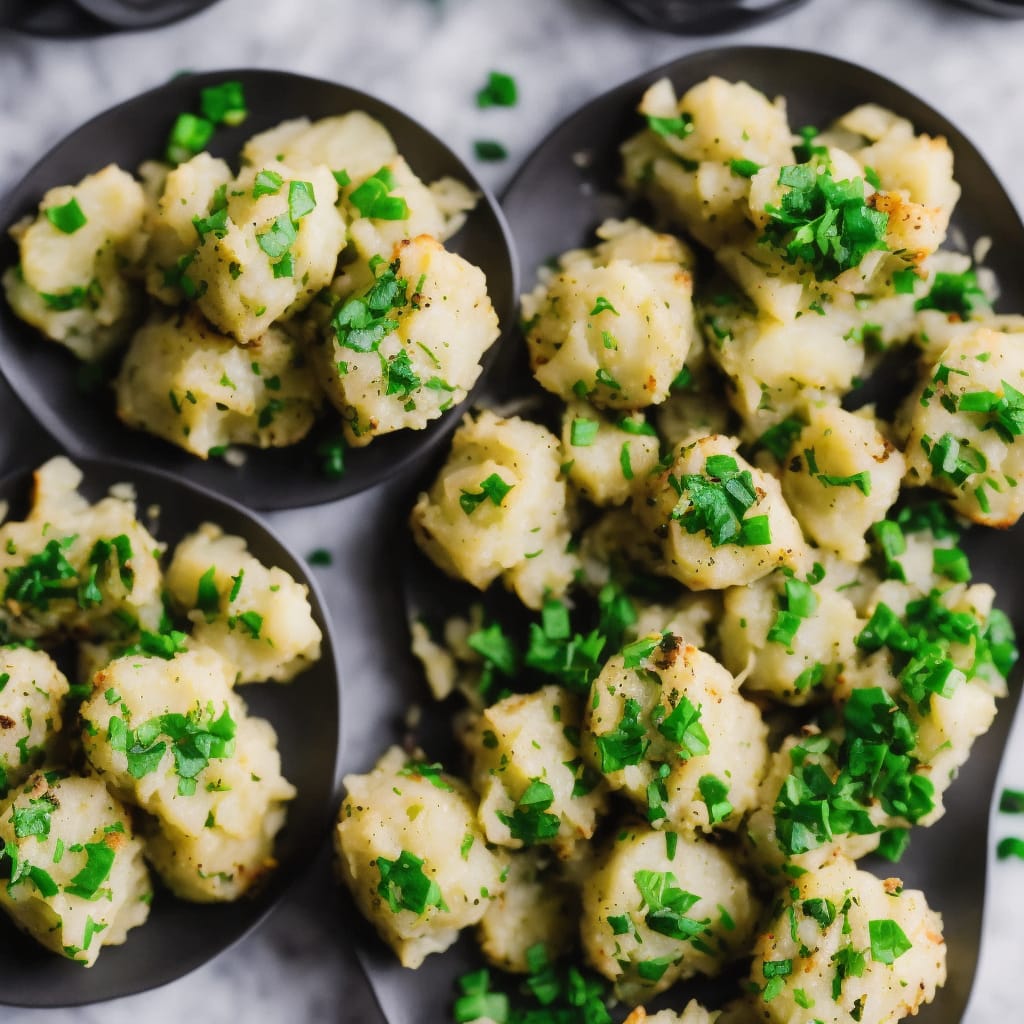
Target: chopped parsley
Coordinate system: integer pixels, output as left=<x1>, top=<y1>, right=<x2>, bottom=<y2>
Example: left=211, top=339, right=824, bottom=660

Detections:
left=758, top=417, right=804, bottom=460
left=590, top=296, right=619, bottom=317
left=958, top=380, right=1024, bottom=444
left=698, top=774, right=733, bottom=825
left=349, top=166, right=409, bottom=220
left=868, top=919, right=913, bottom=964
left=496, top=778, right=561, bottom=845
left=669, top=454, right=772, bottom=547
left=655, top=695, right=709, bottom=759
left=1000, top=788, right=1024, bottom=814
left=920, top=431, right=987, bottom=488
left=331, top=258, right=409, bottom=353
left=476, top=71, right=518, bottom=108
left=594, top=698, right=649, bottom=773
left=165, top=112, right=215, bottom=166
left=12, top=797, right=55, bottom=840
left=4, top=537, right=77, bottom=610
left=459, top=474, right=513, bottom=516
left=474, top=140, right=507, bottom=162
left=915, top=270, right=989, bottom=319
left=634, top=869, right=709, bottom=945
left=64, top=840, right=116, bottom=900
left=646, top=112, right=694, bottom=140
left=398, top=761, right=454, bottom=792
left=199, top=80, right=248, bottom=126
left=767, top=568, right=821, bottom=649
left=45, top=198, right=87, bottom=235
left=761, top=162, right=889, bottom=280
left=377, top=849, right=446, bottom=914
left=107, top=701, right=237, bottom=796
left=252, top=169, right=284, bottom=198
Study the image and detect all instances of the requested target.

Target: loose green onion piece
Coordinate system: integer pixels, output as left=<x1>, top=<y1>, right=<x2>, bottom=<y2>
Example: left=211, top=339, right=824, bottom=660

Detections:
left=195, top=566, right=220, bottom=616
left=45, top=198, right=87, bottom=234
left=817, top=471, right=872, bottom=496
left=317, top=434, right=345, bottom=479
left=729, top=158, right=761, bottom=178
left=288, top=180, right=317, bottom=221
left=892, top=267, right=918, bottom=294
left=933, top=546, right=972, bottom=583
left=331, top=169, right=351, bottom=188
left=570, top=418, right=599, bottom=447
left=199, top=81, right=248, bottom=126
left=997, top=836, right=1024, bottom=860
left=619, top=442, right=634, bottom=480
left=646, top=113, right=694, bottom=139
left=252, top=169, right=284, bottom=198
left=165, top=113, right=214, bottom=165
left=308, top=549, right=332, bottom=567
left=473, top=140, right=507, bottom=161
left=590, top=296, right=619, bottom=316
left=864, top=165, right=882, bottom=189
left=348, top=167, right=410, bottom=220
left=617, top=416, right=657, bottom=436
left=1000, top=788, right=1024, bottom=814
left=595, top=368, right=621, bottom=391
left=872, top=520, right=907, bottom=581
left=453, top=992, right=509, bottom=1024
left=476, top=70, right=518, bottom=108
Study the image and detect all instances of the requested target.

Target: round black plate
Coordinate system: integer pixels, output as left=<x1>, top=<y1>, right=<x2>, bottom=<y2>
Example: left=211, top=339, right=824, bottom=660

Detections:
left=1, top=0, right=220, bottom=36
left=606, top=0, right=810, bottom=34
left=75, top=0, right=222, bottom=29
left=0, top=456, right=342, bottom=1007
left=353, top=47, right=1024, bottom=1024
left=957, top=0, right=1024, bottom=16
left=0, top=69, right=518, bottom=510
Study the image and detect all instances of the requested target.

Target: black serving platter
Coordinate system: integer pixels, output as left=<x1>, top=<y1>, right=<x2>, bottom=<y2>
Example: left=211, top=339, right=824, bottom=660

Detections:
left=349, top=47, right=1024, bottom=1024
left=0, top=69, right=518, bottom=510
left=0, top=456, right=342, bottom=1007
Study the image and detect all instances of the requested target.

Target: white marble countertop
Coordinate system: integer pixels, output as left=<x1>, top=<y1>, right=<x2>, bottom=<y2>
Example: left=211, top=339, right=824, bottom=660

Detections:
left=1, top=0, right=1024, bottom=1020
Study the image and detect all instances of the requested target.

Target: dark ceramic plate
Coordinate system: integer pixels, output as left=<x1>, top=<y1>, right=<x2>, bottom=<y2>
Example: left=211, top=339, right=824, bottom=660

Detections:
left=0, top=69, right=518, bottom=510
left=0, top=0, right=221, bottom=36
left=349, top=47, right=1024, bottom=1024
left=606, top=0, right=810, bottom=34
left=0, top=456, right=342, bottom=1007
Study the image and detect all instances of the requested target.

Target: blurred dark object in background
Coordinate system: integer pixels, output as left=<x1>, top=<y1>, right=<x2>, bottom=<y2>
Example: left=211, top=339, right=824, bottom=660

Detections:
left=0, top=0, right=221, bottom=35
left=957, top=0, right=1024, bottom=16
left=606, top=0, right=811, bottom=34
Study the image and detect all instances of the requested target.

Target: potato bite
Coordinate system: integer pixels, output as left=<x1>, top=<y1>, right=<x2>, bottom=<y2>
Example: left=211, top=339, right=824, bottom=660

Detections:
left=165, top=523, right=322, bottom=684
left=2, top=164, right=147, bottom=360
left=0, top=772, right=151, bottom=966
left=80, top=646, right=294, bottom=902
left=336, top=746, right=505, bottom=969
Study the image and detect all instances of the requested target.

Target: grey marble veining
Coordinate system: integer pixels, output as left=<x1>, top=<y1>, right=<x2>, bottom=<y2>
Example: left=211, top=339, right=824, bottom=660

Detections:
left=0, top=0, right=1023, bottom=1020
